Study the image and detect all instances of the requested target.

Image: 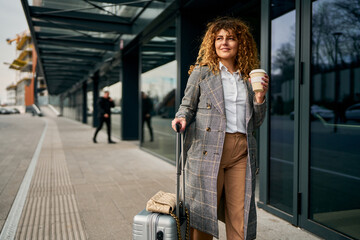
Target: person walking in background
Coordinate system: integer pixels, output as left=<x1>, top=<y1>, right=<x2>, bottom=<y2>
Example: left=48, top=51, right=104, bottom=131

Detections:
left=171, top=17, right=269, bottom=240
left=93, top=89, right=116, bottom=144
left=141, top=91, right=154, bottom=142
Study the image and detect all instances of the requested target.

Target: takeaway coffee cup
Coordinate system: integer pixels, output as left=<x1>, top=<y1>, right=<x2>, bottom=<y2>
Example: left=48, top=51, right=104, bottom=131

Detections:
left=249, top=69, right=266, bottom=92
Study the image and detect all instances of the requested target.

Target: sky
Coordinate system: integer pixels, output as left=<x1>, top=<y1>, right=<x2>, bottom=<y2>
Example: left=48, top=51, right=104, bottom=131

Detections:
left=0, top=1, right=28, bottom=104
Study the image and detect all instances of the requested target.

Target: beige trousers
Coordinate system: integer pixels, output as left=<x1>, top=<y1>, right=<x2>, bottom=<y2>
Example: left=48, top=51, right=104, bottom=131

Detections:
left=191, top=132, right=247, bottom=240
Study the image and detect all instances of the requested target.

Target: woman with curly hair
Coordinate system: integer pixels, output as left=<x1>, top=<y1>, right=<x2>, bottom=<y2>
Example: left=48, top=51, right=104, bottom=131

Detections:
left=171, top=17, right=269, bottom=240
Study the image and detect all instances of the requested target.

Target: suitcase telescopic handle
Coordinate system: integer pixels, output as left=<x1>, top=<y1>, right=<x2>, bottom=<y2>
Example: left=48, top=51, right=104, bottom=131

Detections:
left=175, top=123, right=181, bottom=133
left=175, top=123, right=186, bottom=218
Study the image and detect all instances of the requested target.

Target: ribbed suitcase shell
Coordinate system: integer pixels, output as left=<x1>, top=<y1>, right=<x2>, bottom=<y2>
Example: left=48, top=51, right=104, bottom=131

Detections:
left=133, top=209, right=186, bottom=240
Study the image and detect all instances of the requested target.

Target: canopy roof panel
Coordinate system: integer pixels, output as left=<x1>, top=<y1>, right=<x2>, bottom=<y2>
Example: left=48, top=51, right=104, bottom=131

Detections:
left=21, top=0, right=174, bottom=95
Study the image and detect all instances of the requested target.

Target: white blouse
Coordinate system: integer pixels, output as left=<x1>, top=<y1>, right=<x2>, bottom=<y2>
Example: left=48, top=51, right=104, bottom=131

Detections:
left=220, top=61, right=246, bottom=134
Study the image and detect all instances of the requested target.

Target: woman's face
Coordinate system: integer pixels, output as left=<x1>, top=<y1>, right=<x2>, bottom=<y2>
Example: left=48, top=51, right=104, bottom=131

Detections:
left=215, top=29, right=238, bottom=63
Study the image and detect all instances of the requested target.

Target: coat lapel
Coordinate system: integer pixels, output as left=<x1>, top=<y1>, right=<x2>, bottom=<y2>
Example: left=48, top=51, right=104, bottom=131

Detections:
left=245, top=80, right=254, bottom=129
left=202, top=73, right=226, bottom=116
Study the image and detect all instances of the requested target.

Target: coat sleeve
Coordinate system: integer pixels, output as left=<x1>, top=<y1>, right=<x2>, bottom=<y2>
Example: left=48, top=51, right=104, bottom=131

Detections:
left=253, top=99, right=267, bottom=129
left=175, top=66, right=202, bottom=125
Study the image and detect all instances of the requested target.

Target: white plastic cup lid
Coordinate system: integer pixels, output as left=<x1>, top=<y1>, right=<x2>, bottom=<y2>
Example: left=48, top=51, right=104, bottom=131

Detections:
left=249, top=69, right=266, bottom=75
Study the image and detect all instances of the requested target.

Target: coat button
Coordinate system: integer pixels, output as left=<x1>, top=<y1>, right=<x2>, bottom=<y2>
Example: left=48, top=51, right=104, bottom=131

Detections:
left=207, top=104, right=211, bottom=109
left=203, top=151, right=207, bottom=155
left=206, top=127, right=211, bottom=132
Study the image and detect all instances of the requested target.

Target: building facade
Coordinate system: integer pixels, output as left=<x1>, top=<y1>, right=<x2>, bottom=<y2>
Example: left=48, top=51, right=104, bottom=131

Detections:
left=15, top=78, right=31, bottom=107
left=5, top=85, right=17, bottom=106
left=7, top=30, right=41, bottom=111
left=22, top=0, right=360, bottom=239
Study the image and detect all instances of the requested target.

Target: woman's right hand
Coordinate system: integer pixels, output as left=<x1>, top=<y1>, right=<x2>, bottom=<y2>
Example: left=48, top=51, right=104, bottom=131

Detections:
left=171, top=118, right=186, bottom=132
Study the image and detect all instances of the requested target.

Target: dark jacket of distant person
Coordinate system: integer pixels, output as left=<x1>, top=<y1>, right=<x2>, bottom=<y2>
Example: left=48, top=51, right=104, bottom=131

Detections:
left=142, top=95, right=153, bottom=118
left=98, top=97, right=115, bottom=118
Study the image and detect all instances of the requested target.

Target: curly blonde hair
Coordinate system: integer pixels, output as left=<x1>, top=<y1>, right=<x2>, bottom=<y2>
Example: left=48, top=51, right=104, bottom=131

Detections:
left=189, top=17, right=259, bottom=79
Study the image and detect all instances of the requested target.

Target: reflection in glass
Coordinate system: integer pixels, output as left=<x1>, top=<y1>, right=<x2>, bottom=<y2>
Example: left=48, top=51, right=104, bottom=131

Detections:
left=310, top=0, right=360, bottom=239
left=269, top=0, right=296, bottom=215
left=106, top=81, right=122, bottom=139
left=48, top=95, right=61, bottom=113
left=63, top=91, right=81, bottom=121
left=75, top=90, right=81, bottom=121
left=87, top=90, right=93, bottom=127
left=141, top=23, right=176, bottom=162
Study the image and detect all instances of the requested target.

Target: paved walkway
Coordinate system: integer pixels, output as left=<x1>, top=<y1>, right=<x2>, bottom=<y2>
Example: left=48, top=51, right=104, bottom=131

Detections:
left=0, top=108, right=322, bottom=240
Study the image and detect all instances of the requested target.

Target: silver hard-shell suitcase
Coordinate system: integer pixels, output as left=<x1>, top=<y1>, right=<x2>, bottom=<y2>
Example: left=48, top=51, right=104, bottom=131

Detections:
left=132, top=209, right=187, bottom=240
left=133, top=124, right=188, bottom=240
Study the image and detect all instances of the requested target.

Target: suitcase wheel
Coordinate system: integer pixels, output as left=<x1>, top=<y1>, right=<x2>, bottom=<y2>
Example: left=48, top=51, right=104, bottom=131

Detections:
left=156, top=231, right=163, bottom=240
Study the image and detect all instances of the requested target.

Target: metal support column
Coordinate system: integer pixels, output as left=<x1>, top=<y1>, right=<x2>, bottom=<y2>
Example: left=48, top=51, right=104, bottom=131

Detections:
left=175, top=10, right=206, bottom=110
left=34, top=64, right=39, bottom=106
left=82, top=82, right=87, bottom=124
left=258, top=0, right=271, bottom=207
left=121, top=45, right=139, bottom=140
left=92, top=72, right=99, bottom=128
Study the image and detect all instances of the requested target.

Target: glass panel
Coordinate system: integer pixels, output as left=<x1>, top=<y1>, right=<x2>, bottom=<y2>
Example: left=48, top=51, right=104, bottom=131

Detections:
left=75, top=89, right=82, bottom=121
left=48, top=95, right=61, bottom=113
left=63, top=95, right=75, bottom=120
left=87, top=89, right=93, bottom=127
left=107, top=82, right=122, bottom=139
left=269, top=0, right=296, bottom=214
left=310, top=1, right=360, bottom=239
left=140, top=23, right=176, bottom=162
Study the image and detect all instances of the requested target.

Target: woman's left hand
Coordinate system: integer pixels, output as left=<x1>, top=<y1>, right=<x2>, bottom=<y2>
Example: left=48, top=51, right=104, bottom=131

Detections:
left=249, top=74, right=269, bottom=104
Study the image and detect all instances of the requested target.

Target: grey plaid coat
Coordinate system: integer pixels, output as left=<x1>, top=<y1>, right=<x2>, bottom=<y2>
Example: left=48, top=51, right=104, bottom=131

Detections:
left=175, top=66, right=266, bottom=239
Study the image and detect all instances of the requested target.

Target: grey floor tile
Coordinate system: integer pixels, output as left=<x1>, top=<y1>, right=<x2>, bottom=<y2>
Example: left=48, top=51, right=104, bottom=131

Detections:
left=0, top=111, right=322, bottom=240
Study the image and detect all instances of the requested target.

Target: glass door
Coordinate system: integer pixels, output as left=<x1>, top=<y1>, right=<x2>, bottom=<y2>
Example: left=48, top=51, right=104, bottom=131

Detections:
left=264, top=0, right=360, bottom=239
left=304, top=0, right=360, bottom=239
left=268, top=0, right=297, bottom=221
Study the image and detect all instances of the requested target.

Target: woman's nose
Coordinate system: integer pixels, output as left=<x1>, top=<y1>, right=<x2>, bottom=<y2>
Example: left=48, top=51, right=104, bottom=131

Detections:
left=221, top=39, right=228, bottom=45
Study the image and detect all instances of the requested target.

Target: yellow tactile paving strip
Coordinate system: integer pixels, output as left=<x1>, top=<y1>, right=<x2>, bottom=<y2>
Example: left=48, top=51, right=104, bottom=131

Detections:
left=15, top=121, right=86, bottom=240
